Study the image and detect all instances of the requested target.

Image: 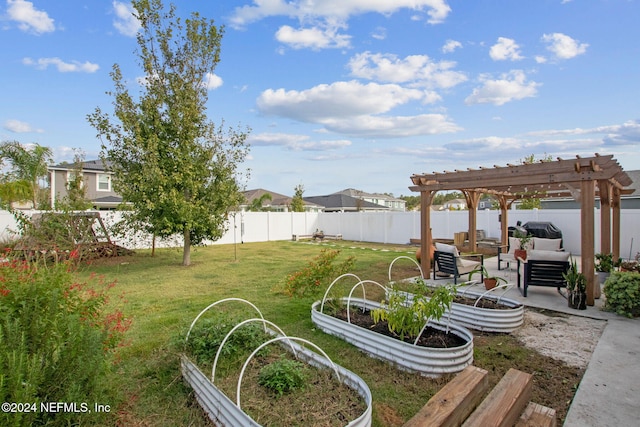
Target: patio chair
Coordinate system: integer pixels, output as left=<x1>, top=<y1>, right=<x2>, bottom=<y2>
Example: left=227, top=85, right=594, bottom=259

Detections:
left=433, top=242, right=483, bottom=284
left=517, top=250, right=570, bottom=297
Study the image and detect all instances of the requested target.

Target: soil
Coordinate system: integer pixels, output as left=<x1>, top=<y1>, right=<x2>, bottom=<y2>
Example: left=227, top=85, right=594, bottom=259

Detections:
left=453, top=294, right=513, bottom=310
left=334, top=307, right=467, bottom=347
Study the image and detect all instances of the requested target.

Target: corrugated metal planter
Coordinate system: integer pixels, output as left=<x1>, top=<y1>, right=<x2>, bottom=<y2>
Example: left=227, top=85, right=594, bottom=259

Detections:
left=311, top=297, right=473, bottom=377
left=391, top=286, right=524, bottom=333
left=182, top=298, right=372, bottom=427
left=448, top=286, right=524, bottom=333
left=388, top=257, right=523, bottom=333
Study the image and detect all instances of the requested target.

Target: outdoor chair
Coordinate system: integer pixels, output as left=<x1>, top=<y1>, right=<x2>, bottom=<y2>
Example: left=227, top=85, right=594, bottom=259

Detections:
left=433, top=242, right=483, bottom=284
left=498, top=237, right=563, bottom=270
left=517, top=250, right=570, bottom=297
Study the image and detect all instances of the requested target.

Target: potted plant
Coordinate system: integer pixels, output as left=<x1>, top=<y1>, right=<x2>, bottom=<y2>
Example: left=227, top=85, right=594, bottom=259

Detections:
left=513, top=229, right=532, bottom=261
left=468, top=264, right=508, bottom=290
left=563, top=258, right=587, bottom=310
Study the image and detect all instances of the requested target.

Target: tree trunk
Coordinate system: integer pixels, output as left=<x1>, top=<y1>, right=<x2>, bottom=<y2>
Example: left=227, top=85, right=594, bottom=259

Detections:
left=182, top=227, right=191, bottom=266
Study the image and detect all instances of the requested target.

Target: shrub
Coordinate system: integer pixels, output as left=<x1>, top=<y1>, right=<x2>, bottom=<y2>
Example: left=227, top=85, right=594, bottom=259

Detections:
left=372, top=281, right=455, bottom=340
left=258, top=356, right=308, bottom=396
left=279, top=249, right=355, bottom=298
left=0, top=256, right=130, bottom=426
left=184, top=314, right=271, bottom=368
left=603, top=271, right=640, bottom=318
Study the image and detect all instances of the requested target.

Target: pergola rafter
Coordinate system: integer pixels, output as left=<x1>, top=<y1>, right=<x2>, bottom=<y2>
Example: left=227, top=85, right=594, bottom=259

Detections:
left=410, top=154, right=634, bottom=306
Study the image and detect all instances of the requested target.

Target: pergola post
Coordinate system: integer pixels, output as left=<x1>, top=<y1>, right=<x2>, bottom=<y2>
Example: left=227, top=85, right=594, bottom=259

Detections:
left=498, top=196, right=509, bottom=247
left=581, top=180, right=596, bottom=306
left=463, top=191, right=481, bottom=252
left=420, top=190, right=435, bottom=277
left=598, top=180, right=611, bottom=255
left=612, top=187, right=621, bottom=260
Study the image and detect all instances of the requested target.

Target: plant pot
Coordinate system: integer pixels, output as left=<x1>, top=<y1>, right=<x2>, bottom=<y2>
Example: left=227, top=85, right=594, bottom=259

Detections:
left=568, top=290, right=587, bottom=310
left=484, top=278, right=498, bottom=290
left=311, top=298, right=473, bottom=377
left=514, top=249, right=527, bottom=261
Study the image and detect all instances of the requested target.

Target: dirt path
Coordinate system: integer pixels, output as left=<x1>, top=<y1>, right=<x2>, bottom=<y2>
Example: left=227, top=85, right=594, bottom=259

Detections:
left=513, top=309, right=607, bottom=368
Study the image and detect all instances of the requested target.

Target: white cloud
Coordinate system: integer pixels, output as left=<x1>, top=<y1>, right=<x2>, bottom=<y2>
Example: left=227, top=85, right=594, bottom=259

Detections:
left=22, top=57, right=99, bottom=73
left=323, top=113, right=461, bottom=138
left=347, top=52, right=467, bottom=89
left=371, top=26, right=387, bottom=41
left=526, top=120, right=640, bottom=147
left=204, top=73, right=223, bottom=90
left=6, top=0, right=55, bottom=34
left=541, top=33, right=588, bottom=60
left=275, top=24, right=351, bottom=49
left=113, top=1, right=140, bottom=37
left=489, top=37, right=523, bottom=61
left=442, top=39, right=462, bottom=53
left=3, top=119, right=43, bottom=133
left=249, top=133, right=352, bottom=151
left=257, top=80, right=425, bottom=122
left=229, top=0, right=452, bottom=29
left=465, top=70, right=540, bottom=106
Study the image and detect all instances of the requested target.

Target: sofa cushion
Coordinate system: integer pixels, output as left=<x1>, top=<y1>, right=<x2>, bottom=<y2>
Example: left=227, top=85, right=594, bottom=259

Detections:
left=435, top=242, right=460, bottom=257
left=527, top=249, right=570, bottom=262
left=533, top=237, right=562, bottom=251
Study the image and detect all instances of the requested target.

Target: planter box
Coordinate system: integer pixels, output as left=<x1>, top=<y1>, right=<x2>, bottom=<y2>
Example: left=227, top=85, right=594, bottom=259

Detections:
left=181, top=335, right=373, bottom=427
left=311, top=298, right=473, bottom=376
left=447, top=288, right=524, bottom=333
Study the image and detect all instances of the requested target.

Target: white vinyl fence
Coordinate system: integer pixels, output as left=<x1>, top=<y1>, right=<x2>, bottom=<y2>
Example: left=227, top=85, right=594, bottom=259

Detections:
left=2, top=208, right=640, bottom=258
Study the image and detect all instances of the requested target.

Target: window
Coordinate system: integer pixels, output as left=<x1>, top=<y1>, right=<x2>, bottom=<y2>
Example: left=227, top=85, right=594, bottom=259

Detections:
left=97, top=174, right=111, bottom=191
left=66, top=171, right=83, bottom=189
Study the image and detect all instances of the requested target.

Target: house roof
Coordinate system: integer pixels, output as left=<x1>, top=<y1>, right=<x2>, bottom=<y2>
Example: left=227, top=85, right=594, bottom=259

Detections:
left=242, top=188, right=323, bottom=208
left=303, top=194, right=389, bottom=211
left=333, top=188, right=404, bottom=202
left=49, top=159, right=113, bottom=172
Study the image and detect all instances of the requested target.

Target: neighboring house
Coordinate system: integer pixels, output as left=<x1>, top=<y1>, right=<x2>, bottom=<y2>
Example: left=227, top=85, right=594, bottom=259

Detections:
left=303, top=194, right=389, bottom=212
left=540, top=169, right=639, bottom=209
left=241, top=189, right=323, bottom=212
left=334, top=188, right=406, bottom=211
left=48, top=159, right=121, bottom=210
left=478, top=197, right=496, bottom=210
left=443, top=198, right=467, bottom=210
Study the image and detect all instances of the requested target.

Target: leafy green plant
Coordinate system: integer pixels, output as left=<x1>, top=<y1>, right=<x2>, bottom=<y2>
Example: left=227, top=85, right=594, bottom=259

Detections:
left=514, top=229, right=532, bottom=250
left=603, top=271, right=640, bottom=318
left=468, top=265, right=508, bottom=285
left=563, top=258, right=587, bottom=292
left=258, top=356, right=308, bottom=396
left=278, top=248, right=355, bottom=297
left=372, top=281, right=455, bottom=340
left=0, top=255, right=130, bottom=426
left=184, top=314, right=271, bottom=367
left=595, top=253, right=615, bottom=273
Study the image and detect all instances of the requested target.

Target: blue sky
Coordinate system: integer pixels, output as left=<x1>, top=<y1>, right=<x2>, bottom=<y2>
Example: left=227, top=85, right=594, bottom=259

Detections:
left=2, top=0, right=639, bottom=198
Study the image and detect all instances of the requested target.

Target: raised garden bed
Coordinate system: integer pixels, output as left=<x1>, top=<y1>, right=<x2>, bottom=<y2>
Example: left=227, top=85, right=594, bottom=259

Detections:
left=183, top=298, right=372, bottom=427
left=311, top=297, right=473, bottom=376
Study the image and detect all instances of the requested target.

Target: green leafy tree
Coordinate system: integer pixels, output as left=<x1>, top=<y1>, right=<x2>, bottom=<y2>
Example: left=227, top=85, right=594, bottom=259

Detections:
left=291, top=184, right=305, bottom=212
left=0, top=140, right=52, bottom=209
left=87, top=0, right=249, bottom=266
left=517, top=153, right=553, bottom=209
left=399, top=194, right=420, bottom=210
left=248, top=193, right=272, bottom=212
left=56, top=150, right=93, bottom=211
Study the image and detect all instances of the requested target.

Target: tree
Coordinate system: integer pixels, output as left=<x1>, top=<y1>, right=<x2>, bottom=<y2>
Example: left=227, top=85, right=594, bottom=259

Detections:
left=56, top=150, right=93, bottom=211
left=291, top=184, right=305, bottom=212
left=248, top=193, right=272, bottom=212
left=517, top=153, right=553, bottom=210
left=87, top=0, right=249, bottom=266
left=0, top=140, right=52, bottom=209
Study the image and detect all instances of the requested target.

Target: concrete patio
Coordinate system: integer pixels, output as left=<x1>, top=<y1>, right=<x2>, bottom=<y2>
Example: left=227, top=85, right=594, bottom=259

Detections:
left=423, top=255, right=639, bottom=427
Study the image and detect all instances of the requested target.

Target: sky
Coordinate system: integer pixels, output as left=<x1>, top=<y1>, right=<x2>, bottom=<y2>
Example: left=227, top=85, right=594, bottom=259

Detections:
left=1, top=0, right=640, bottom=199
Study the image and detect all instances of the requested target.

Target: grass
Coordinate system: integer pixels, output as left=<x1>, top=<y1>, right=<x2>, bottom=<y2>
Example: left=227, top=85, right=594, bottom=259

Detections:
left=77, top=240, right=582, bottom=426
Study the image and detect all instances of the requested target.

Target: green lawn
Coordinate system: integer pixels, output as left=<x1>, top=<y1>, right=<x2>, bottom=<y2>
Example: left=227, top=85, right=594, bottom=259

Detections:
left=82, top=240, right=581, bottom=426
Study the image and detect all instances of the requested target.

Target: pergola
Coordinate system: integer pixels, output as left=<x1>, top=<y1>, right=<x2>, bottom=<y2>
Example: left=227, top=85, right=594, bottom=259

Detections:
left=409, top=154, right=634, bottom=306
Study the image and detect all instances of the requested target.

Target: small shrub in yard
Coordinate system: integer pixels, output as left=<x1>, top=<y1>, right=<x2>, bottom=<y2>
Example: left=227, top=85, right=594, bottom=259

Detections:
left=258, top=356, right=308, bottom=396
left=603, top=271, right=640, bottom=318
left=278, top=249, right=355, bottom=298
left=184, top=314, right=271, bottom=368
left=0, top=254, right=131, bottom=427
